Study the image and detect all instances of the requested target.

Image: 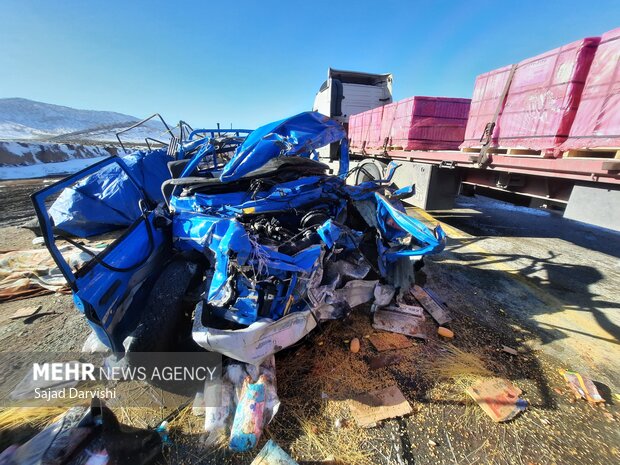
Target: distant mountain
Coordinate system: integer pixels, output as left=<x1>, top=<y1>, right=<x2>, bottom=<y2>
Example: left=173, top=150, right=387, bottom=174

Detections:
left=0, top=98, right=170, bottom=144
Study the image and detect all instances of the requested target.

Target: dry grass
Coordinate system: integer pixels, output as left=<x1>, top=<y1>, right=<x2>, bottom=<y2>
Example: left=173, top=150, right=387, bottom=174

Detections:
left=419, top=344, right=494, bottom=385
left=0, top=406, right=67, bottom=430
left=284, top=407, right=373, bottom=465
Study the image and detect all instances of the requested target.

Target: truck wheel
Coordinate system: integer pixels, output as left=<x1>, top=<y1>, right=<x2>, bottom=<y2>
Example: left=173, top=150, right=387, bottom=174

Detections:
left=355, top=160, right=387, bottom=184
left=124, top=260, right=199, bottom=354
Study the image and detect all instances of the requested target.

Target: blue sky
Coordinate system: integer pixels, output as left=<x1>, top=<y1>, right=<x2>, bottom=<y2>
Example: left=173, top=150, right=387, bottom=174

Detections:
left=0, top=0, right=618, bottom=128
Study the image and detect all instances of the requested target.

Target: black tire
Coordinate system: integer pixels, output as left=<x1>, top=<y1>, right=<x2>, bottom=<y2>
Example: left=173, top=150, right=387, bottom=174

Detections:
left=124, top=259, right=199, bottom=354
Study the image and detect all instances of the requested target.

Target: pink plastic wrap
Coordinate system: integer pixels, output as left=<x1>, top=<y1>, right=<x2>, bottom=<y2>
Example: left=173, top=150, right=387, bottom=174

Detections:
left=366, top=106, right=384, bottom=148
left=348, top=113, right=363, bottom=149
left=461, top=37, right=600, bottom=154
left=561, top=28, right=620, bottom=150
left=380, top=96, right=471, bottom=151
left=348, top=111, right=371, bottom=149
left=461, top=65, right=514, bottom=148
left=379, top=102, right=398, bottom=147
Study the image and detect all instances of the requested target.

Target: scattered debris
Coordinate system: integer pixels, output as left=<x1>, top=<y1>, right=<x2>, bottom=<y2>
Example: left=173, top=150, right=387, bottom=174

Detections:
left=372, top=305, right=426, bottom=339
left=0, top=246, right=91, bottom=301
left=437, top=326, right=454, bottom=339
left=559, top=369, right=605, bottom=404
left=1, top=400, right=163, bottom=465
left=9, top=304, right=41, bottom=319
left=428, top=439, right=438, bottom=447
left=368, top=332, right=413, bottom=352
left=348, top=385, right=412, bottom=428
left=410, top=285, right=452, bottom=325
left=502, top=345, right=518, bottom=356
left=202, top=357, right=279, bottom=450
left=368, top=353, right=404, bottom=370
left=230, top=376, right=267, bottom=452
left=251, top=439, right=299, bottom=465
left=466, top=378, right=527, bottom=422
left=350, top=337, right=361, bottom=353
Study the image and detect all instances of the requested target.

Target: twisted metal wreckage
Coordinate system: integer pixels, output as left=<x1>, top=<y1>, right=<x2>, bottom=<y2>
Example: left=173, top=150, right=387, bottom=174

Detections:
left=32, top=112, right=446, bottom=451
left=34, top=111, right=446, bottom=364
left=32, top=112, right=446, bottom=446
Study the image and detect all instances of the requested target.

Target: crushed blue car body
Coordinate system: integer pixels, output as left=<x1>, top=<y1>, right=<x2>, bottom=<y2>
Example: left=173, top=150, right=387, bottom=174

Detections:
left=33, top=111, right=446, bottom=362
left=49, top=149, right=171, bottom=237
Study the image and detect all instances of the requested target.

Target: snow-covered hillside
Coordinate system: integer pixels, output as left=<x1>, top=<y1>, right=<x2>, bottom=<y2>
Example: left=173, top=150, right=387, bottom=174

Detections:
left=0, top=98, right=170, bottom=144
left=0, top=98, right=173, bottom=179
left=0, top=141, right=121, bottom=179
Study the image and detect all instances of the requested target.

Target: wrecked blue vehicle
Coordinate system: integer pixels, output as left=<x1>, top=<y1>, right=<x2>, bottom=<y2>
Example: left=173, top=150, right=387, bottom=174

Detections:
left=32, top=112, right=446, bottom=365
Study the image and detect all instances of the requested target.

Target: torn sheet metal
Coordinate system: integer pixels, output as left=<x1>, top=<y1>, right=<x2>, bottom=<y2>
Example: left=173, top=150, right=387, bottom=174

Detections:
left=35, top=110, right=449, bottom=366
left=220, top=111, right=347, bottom=182
left=49, top=149, right=172, bottom=237
left=374, top=192, right=446, bottom=258
left=193, top=279, right=379, bottom=365
left=373, top=305, right=427, bottom=339
left=410, top=285, right=452, bottom=325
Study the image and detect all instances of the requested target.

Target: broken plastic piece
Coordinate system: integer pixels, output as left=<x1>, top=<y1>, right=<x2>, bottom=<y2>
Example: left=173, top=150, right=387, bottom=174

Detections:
left=559, top=369, right=605, bottom=404
left=251, top=440, right=299, bottom=465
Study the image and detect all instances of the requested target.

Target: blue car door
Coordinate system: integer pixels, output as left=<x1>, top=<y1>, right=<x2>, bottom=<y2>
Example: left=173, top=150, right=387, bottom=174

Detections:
left=31, top=156, right=171, bottom=352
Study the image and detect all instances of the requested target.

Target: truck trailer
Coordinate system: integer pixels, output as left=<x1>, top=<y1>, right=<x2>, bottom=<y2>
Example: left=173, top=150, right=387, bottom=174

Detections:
left=312, top=67, right=620, bottom=231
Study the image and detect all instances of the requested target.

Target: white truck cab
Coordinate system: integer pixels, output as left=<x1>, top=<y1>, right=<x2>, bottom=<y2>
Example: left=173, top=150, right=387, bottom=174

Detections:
left=313, top=68, right=393, bottom=124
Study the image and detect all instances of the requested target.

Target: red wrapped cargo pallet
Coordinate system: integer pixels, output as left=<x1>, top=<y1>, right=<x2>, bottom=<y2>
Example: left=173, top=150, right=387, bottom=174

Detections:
left=461, top=37, right=600, bottom=156
left=379, top=102, right=398, bottom=148
left=561, top=28, right=620, bottom=155
left=359, top=111, right=373, bottom=149
left=365, top=106, right=384, bottom=149
left=348, top=111, right=371, bottom=150
left=381, top=96, right=471, bottom=151
left=348, top=106, right=383, bottom=150
left=461, top=65, right=514, bottom=149
left=349, top=96, right=470, bottom=152
left=348, top=113, right=363, bottom=149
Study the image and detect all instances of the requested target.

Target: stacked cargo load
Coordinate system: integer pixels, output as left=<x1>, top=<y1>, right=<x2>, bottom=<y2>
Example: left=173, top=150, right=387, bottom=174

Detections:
left=347, top=96, right=470, bottom=152
left=380, top=96, right=471, bottom=151
left=461, top=37, right=600, bottom=157
left=460, top=65, right=514, bottom=150
left=365, top=106, right=385, bottom=149
left=379, top=102, right=398, bottom=149
left=561, top=28, right=620, bottom=158
left=348, top=112, right=363, bottom=149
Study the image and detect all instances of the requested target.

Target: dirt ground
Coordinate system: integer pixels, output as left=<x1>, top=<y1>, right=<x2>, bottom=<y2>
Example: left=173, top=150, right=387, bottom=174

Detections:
left=0, top=179, right=618, bottom=464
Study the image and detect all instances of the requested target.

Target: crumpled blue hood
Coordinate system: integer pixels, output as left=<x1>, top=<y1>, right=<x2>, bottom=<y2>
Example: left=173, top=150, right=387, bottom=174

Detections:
left=219, top=111, right=346, bottom=182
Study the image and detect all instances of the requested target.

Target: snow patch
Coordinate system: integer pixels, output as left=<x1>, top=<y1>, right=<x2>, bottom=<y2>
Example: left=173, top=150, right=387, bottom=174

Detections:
left=0, top=157, right=107, bottom=180
left=0, top=98, right=170, bottom=144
